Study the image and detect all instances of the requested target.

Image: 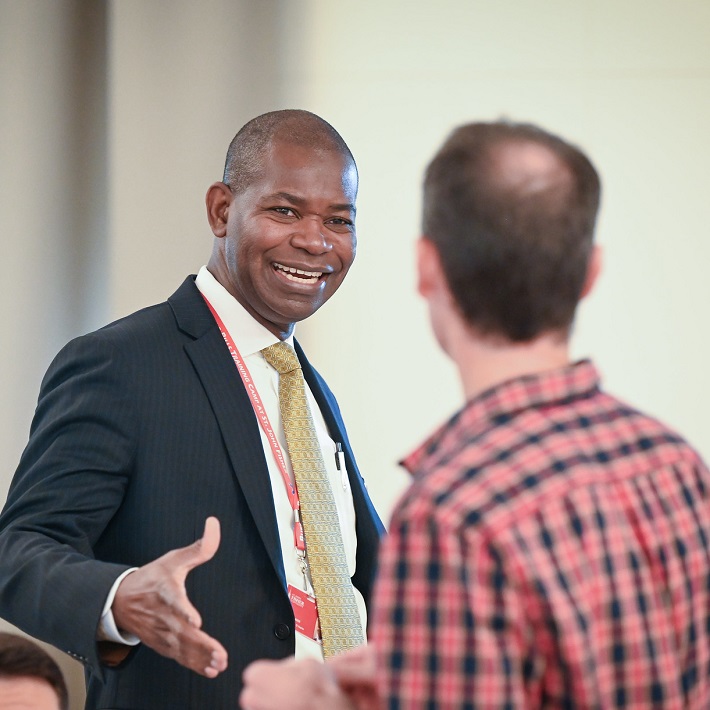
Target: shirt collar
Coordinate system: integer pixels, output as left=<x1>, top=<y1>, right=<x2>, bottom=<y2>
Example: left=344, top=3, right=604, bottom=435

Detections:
left=401, top=360, right=601, bottom=478
left=195, top=265, right=295, bottom=356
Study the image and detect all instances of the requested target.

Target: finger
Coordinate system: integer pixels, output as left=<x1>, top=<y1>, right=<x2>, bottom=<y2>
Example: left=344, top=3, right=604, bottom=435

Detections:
left=242, top=658, right=278, bottom=684
left=165, top=623, right=228, bottom=678
left=330, top=647, right=377, bottom=687
left=202, top=637, right=228, bottom=678
left=169, top=516, right=222, bottom=573
left=240, top=660, right=273, bottom=709
left=328, top=644, right=373, bottom=673
left=171, top=588, right=204, bottom=630
left=188, top=644, right=227, bottom=679
left=200, top=516, right=221, bottom=560
left=327, top=643, right=371, bottom=667
left=240, top=660, right=302, bottom=710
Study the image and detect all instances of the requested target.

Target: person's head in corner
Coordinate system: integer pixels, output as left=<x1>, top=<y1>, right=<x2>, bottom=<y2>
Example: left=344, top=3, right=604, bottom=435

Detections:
left=206, top=109, right=359, bottom=339
left=419, top=120, right=602, bottom=352
left=0, top=633, right=69, bottom=710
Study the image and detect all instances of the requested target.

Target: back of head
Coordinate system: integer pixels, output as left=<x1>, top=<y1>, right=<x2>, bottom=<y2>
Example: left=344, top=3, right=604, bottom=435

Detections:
left=223, top=109, right=357, bottom=195
left=0, top=633, right=68, bottom=710
left=422, top=121, right=601, bottom=342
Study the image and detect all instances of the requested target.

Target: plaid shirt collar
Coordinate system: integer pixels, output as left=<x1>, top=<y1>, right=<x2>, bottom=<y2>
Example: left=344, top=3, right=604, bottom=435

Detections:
left=401, top=359, right=601, bottom=479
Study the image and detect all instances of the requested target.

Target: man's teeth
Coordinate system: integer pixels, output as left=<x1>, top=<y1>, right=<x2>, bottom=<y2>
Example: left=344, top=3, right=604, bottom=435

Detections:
left=274, top=263, right=323, bottom=283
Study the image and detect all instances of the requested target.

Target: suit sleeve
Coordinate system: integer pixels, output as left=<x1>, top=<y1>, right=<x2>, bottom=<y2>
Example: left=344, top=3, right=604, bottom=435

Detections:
left=0, top=332, right=137, bottom=673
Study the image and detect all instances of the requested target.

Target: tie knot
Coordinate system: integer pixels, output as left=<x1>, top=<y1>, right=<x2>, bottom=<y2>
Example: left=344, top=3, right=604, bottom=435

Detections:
left=261, top=341, right=301, bottom=374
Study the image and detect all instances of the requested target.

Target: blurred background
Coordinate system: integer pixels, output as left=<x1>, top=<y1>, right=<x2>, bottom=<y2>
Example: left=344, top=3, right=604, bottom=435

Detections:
left=1, top=1, right=709, bottom=706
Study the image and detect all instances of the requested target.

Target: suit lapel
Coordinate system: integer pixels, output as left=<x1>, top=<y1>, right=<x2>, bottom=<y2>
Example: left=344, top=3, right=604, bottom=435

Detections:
left=167, top=278, right=381, bottom=596
left=169, top=278, right=286, bottom=586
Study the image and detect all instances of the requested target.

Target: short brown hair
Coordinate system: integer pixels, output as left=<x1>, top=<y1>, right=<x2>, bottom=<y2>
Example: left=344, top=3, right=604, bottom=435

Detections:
left=423, top=121, right=601, bottom=342
left=0, top=632, right=68, bottom=710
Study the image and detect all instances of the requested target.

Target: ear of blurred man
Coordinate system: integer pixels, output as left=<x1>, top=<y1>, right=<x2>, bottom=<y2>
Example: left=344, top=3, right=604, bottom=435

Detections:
left=416, top=237, right=459, bottom=356
left=579, top=244, right=602, bottom=300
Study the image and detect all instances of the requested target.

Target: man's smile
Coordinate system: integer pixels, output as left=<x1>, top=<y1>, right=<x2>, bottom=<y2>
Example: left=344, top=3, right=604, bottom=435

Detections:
left=273, top=262, right=326, bottom=285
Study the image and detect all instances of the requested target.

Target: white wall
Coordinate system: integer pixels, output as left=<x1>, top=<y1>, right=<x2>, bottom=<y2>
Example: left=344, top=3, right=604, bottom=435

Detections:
left=288, top=0, right=710, bottom=515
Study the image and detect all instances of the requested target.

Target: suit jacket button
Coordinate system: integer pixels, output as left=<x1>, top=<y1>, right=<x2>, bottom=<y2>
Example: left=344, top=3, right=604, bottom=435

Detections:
left=273, top=623, right=291, bottom=640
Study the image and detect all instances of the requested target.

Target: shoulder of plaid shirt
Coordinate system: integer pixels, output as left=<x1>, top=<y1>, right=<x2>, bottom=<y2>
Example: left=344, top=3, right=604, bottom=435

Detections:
left=369, top=241, right=710, bottom=709
left=100, top=266, right=367, bottom=661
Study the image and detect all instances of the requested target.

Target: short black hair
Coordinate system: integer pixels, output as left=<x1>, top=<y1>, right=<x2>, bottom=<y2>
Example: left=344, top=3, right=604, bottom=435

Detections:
left=423, top=120, right=601, bottom=342
left=223, top=109, right=357, bottom=195
left=0, top=632, right=68, bottom=710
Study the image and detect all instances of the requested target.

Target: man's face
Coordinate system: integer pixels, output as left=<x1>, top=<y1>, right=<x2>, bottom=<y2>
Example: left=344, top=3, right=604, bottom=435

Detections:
left=218, top=140, right=357, bottom=337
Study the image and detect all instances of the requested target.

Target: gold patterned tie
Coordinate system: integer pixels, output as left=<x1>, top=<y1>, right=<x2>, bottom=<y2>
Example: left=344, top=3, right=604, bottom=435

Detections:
left=261, top=341, right=364, bottom=657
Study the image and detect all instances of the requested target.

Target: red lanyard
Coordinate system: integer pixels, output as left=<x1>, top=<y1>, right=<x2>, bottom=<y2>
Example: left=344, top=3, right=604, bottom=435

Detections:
left=202, top=295, right=306, bottom=553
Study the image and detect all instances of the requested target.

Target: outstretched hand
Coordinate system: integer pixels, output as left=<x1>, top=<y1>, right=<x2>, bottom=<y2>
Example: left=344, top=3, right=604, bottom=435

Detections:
left=240, top=657, right=355, bottom=710
left=329, top=645, right=379, bottom=710
left=239, top=645, right=379, bottom=710
left=111, top=516, right=228, bottom=678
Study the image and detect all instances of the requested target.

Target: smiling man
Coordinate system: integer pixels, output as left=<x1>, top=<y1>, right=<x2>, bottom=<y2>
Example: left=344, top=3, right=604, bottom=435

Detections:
left=206, top=124, right=358, bottom=339
left=0, top=110, right=384, bottom=709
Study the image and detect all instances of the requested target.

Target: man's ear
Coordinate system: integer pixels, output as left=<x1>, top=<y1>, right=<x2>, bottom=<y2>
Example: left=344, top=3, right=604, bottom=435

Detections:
left=417, top=237, right=447, bottom=299
left=580, top=244, right=602, bottom=299
left=205, top=182, right=232, bottom=238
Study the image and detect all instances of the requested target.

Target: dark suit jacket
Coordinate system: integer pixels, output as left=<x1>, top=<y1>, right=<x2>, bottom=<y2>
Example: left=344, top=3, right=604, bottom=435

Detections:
left=0, top=277, right=384, bottom=709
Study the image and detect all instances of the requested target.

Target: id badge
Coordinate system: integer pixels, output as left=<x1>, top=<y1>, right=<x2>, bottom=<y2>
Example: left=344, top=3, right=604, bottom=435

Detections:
left=287, top=584, right=322, bottom=643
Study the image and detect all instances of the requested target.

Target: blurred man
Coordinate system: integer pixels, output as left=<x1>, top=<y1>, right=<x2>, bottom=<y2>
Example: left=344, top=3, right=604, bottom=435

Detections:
left=0, top=110, right=383, bottom=709
left=0, top=632, right=68, bottom=710
left=240, top=120, right=710, bottom=709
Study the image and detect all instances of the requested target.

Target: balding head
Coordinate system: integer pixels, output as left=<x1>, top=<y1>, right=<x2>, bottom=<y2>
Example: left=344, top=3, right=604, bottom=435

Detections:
left=491, top=139, right=572, bottom=196
left=223, top=109, right=357, bottom=196
left=423, top=121, right=601, bottom=342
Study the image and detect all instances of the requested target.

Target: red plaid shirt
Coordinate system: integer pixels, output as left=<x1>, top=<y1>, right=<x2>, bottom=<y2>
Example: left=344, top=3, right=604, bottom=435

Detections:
left=372, top=361, right=710, bottom=709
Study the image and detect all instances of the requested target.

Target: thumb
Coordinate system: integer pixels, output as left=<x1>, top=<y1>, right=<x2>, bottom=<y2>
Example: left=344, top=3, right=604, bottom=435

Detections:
left=173, top=516, right=221, bottom=572
left=200, top=516, right=221, bottom=560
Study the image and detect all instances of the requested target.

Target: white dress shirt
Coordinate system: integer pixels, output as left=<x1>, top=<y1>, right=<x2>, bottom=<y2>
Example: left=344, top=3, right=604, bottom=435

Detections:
left=100, top=268, right=365, bottom=660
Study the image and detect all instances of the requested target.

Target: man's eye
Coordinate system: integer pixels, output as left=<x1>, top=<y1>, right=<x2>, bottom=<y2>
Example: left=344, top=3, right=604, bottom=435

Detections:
left=272, top=207, right=295, bottom=216
left=329, top=218, right=353, bottom=227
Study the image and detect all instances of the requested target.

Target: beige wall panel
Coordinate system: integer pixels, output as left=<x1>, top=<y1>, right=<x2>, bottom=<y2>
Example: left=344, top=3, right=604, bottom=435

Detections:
left=0, top=0, right=107, bottom=497
left=108, top=0, right=283, bottom=318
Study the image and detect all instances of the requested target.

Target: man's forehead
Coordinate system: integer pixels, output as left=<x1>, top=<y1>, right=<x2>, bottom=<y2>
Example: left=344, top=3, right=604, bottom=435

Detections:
left=258, top=140, right=357, bottom=197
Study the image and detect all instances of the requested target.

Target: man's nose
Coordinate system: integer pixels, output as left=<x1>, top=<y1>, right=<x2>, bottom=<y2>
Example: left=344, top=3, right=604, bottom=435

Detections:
left=290, top=217, right=332, bottom=254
